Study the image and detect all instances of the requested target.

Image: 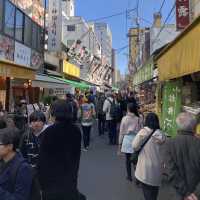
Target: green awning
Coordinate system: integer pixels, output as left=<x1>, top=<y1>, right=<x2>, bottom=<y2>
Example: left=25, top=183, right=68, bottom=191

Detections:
left=51, top=76, right=91, bottom=89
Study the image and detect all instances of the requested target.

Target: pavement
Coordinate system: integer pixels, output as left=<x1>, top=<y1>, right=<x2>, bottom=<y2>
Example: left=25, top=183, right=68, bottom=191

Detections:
left=78, top=123, right=177, bottom=200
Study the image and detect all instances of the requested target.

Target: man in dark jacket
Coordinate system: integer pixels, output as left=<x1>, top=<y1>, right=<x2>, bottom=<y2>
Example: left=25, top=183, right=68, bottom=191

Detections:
left=38, top=100, right=82, bottom=200
left=66, top=93, right=78, bottom=123
left=0, top=128, right=32, bottom=200
left=164, top=112, right=200, bottom=200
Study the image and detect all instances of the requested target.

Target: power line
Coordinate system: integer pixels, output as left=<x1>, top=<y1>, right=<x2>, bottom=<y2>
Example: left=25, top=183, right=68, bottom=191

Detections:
left=159, top=0, right=166, bottom=13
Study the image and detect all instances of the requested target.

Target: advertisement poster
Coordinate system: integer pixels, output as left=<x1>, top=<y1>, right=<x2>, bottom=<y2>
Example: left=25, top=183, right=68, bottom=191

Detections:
left=10, top=0, right=44, bottom=26
left=0, top=34, right=14, bottom=61
left=31, top=50, right=43, bottom=69
left=176, top=0, right=190, bottom=30
left=48, top=0, right=62, bottom=51
left=14, top=42, right=31, bottom=67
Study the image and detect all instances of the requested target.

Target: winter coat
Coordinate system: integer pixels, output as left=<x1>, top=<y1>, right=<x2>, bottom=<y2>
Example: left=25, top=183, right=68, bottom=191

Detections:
left=119, top=113, right=142, bottom=145
left=20, top=125, right=48, bottom=169
left=103, top=97, right=114, bottom=121
left=38, top=121, right=82, bottom=200
left=0, top=152, right=32, bottom=200
left=132, top=127, right=166, bottom=186
left=164, top=130, right=200, bottom=198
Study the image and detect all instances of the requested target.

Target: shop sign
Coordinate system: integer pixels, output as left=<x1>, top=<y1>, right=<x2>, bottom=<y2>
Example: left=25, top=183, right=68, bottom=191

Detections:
left=176, top=0, right=190, bottom=30
left=161, top=80, right=182, bottom=137
left=48, top=0, right=62, bottom=51
left=63, top=60, right=80, bottom=78
left=133, top=59, right=154, bottom=86
left=14, top=42, right=31, bottom=67
left=31, top=50, right=43, bottom=69
left=0, top=34, right=14, bottom=62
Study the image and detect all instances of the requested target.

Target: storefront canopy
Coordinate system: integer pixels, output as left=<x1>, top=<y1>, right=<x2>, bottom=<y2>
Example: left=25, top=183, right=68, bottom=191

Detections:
left=133, top=57, right=154, bottom=86
left=32, top=75, right=70, bottom=89
left=51, top=76, right=91, bottom=89
left=156, top=15, right=200, bottom=81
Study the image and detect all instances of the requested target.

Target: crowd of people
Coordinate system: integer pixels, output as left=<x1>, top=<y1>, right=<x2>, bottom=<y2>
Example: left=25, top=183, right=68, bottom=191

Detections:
left=0, top=90, right=199, bottom=200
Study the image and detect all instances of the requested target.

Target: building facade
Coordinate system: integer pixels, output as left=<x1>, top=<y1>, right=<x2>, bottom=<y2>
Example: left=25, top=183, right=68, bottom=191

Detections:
left=62, top=0, right=75, bottom=17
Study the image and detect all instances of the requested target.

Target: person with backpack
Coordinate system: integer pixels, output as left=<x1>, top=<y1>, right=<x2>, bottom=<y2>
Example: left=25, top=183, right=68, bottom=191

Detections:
left=0, top=128, right=32, bottom=200
left=20, top=111, right=48, bottom=169
left=103, top=92, right=118, bottom=145
left=79, top=95, right=96, bottom=151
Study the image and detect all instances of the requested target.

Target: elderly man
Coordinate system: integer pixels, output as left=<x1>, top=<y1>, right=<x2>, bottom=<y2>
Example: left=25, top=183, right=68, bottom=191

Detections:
left=164, top=112, right=200, bottom=200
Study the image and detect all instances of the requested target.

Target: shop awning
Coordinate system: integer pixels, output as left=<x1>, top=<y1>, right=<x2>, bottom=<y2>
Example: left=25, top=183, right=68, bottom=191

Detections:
left=32, top=75, right=70, bottom=89
left=0, top=59, right=35, bottom=80
left=156, top=15, right=200, bottom=81
left=51, top=76, right=91, bottom=89
left=133, top=57, right=154, bottom=86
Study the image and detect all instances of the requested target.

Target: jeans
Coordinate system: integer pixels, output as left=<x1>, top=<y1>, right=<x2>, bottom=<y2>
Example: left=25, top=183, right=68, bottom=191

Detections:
left=141, top=182, right=159, bottom=200
left=98, top=114, right=105, bottom=135
left=82, top=126, right=92, bottom=148
left=107, top=120, right=117, bottom=144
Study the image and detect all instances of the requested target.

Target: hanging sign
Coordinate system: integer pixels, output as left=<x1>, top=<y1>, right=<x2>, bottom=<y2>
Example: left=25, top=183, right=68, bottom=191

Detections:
left=176, top=0, right=190, bottom=30
left=48, top=0, right=62, bottom=51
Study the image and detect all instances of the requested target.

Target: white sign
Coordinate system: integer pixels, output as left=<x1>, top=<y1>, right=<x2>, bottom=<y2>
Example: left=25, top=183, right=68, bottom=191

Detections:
left=48, top=0, right=62, bottom=51
left=14, top=42, right=31, bottom=66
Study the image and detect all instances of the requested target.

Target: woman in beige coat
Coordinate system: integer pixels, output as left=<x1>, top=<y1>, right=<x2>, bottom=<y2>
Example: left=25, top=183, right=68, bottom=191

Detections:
left=132, top=113, right=166, bottom=200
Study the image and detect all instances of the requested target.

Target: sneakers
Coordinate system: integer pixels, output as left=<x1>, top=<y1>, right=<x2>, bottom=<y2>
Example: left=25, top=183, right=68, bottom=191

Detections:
left=82, top=146, right=89, bottom=152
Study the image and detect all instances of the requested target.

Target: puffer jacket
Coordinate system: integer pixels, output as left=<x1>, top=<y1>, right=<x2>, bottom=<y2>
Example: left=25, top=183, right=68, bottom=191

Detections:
left=164, top=131, right=200, bottom=198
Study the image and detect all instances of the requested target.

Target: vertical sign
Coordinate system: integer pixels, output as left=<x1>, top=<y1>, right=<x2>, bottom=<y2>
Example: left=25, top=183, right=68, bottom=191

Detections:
left=161, top=80, right=182, bottom=137
left=48, top=0, right=62, bottom=51
left=176, top=0, right=190, bottom=30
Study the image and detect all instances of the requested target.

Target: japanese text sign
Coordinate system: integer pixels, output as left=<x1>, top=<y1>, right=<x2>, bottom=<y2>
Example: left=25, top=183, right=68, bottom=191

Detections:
left=176, top=0, right=190, bottom=30
left=48, top=0, right=62, bottom=51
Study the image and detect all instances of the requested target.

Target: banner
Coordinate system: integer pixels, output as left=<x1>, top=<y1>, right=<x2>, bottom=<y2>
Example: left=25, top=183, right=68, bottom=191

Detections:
left=176, top=0, right=190, bottom=30
left=48, top=0, right=62, bottom=51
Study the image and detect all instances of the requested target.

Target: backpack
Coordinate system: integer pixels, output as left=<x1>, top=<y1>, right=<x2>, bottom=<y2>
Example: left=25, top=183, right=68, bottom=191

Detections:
left=107, top=99, right=119, bottom=120
left=11, top=160, right=42, bottom=200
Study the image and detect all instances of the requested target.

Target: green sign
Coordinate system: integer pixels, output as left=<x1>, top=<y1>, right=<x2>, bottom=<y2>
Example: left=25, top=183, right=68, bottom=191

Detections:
left=161, top=80, right=182, bottom=137
left=133, top=58, right=154, bottom=86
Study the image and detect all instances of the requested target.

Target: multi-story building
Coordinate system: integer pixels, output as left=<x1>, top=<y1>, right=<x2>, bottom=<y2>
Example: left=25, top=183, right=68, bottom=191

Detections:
left=92, top=22, right=112, bottom=66
left=0, top=0, right=44, bottom=110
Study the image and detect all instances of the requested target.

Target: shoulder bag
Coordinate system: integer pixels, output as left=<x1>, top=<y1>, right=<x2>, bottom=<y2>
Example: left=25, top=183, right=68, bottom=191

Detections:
left=131, top=129, right=156, bottom=165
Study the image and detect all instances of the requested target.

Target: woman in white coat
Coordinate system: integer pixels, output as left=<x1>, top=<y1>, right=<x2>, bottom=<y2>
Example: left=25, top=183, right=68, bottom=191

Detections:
left=132, top=113, right=166, bottom=200
left=118, top=103, right=142, bottom=182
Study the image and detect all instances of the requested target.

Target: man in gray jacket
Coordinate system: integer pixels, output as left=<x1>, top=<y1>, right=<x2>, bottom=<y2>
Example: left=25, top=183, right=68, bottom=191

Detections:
left=164, top=112, right=200, bottom=200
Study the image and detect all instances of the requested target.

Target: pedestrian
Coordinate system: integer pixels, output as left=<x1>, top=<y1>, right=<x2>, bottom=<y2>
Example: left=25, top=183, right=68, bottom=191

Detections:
left=103, top=92, right=117, bottom=145
left=38, top=100, right=83, bottom=200
left=66, top=92, right=78, bottom=123
left=96, top=94, right=106, bottom=136
left=0, top=128, right=32, bottom=200
left=79, top=95, right=96, bottom=151
left=164, top=112, right=200, bottom=200
left=118, top=103, right=142, bottom=182
left=132, top=113, right=166, bottom=200
left=20, top=111, right=48, bottom=169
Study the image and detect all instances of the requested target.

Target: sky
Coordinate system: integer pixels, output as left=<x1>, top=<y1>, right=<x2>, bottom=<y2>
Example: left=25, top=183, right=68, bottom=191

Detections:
left=76, top=0, right=175, bottom=75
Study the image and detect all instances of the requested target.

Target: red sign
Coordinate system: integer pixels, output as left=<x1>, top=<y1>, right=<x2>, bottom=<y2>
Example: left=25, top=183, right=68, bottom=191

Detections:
left=176, top=0, right=190, bottom=30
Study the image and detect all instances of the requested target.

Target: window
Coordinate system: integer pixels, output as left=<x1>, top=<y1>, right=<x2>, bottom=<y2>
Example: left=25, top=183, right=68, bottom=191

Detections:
left=15, top=9, right=24, bottom=42
left=0, top=0, right=3, bottom=30
left=4, top=0, right=15, bottom=37
left=24, top=16, right=32, bottom=46
left=67, top=25, right=75, bottom=31
left=32, top=22, right=37, bottom=49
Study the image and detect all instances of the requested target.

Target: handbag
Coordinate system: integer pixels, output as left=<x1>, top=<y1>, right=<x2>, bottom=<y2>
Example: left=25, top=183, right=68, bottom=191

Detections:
left=131, top=129, right=156, bottom=165
left=121, top=133, right=136, bottom=154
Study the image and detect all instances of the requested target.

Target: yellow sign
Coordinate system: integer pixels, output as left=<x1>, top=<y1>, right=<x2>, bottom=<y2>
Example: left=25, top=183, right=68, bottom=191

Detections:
left=63, top=60, right=80, bottom=78
left=0, top=60, right=35, bottom=80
